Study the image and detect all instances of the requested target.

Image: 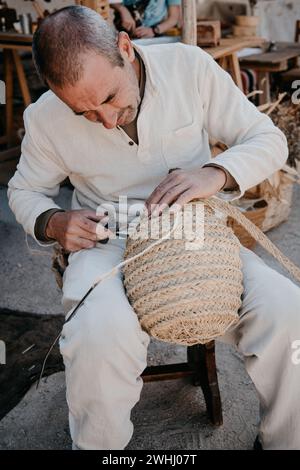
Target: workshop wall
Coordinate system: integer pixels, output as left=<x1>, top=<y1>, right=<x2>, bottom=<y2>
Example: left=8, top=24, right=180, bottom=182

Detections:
left=254, top=0, right=300, bottom=41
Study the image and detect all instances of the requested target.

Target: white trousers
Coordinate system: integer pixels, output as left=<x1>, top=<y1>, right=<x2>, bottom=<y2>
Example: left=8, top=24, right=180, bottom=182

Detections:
left=59, top=237, right=300, bottom=450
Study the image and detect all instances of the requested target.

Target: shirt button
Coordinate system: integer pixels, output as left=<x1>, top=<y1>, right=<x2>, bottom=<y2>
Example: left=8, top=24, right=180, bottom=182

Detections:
left=129, top=141, right=134, bottom=146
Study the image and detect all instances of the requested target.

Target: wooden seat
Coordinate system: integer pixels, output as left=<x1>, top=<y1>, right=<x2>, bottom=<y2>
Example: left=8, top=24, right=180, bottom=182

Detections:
left=52, top=243, right=223, bottom=426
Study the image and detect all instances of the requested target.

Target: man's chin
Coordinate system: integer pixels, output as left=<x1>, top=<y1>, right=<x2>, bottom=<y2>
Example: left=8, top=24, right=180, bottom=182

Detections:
left=117, top=117, right=126, bottom=126
left=118, top=109, right=138, bottom=126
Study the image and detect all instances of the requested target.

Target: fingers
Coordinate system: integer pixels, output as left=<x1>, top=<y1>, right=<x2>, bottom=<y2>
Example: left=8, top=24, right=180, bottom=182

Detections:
left=70, top=225, right=99, bottom=242
left=136, top=31, right=150, bottom=38
left=134, top=27, right=151, bottom=38
left=64, top=213, right=113, bottom=249
left=146, top=175, right=176, bottom=209
left=135, top=31, right=144, bottom=38
left=146, top=172, right=187, bottom=216
left=170, top=189, right=196, bottom=210
left=78, top=215, right=109, bottom=236
left=62, top=224, right=112, bottom=251
left=152, top=184, right=189, bottom=217
left=64, top=235, right=97, bottom=252
left=80, top=209, right=108, bottom=220
left=95, top=219, right=113, bottom=241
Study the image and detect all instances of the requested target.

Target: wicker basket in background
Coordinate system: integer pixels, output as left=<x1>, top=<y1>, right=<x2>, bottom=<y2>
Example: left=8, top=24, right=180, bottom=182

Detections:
left=236, top=168, right=296, bottom=235
left=260, top=170, right=295, bottom=232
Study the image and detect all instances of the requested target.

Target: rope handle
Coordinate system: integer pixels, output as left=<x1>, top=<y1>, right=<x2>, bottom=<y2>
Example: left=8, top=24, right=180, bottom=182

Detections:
left=206, top=196, right=300, bottom=284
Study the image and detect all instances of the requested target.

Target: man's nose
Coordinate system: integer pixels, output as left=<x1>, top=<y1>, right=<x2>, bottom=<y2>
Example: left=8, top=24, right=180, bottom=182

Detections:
left=95, top=110, right=118, bottom=129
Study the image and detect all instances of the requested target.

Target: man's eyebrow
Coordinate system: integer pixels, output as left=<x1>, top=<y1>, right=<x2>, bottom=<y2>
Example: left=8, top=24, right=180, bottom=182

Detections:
left=73, top=90, right=118, bottom=115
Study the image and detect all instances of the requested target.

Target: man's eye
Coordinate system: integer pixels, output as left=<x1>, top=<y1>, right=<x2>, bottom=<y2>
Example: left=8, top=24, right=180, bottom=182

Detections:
left=104, top=94, right=115, bottom=104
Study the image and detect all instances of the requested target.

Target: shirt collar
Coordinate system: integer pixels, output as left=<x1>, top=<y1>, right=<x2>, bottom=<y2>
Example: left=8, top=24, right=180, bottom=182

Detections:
left=132, top=42, right=159, bottom=97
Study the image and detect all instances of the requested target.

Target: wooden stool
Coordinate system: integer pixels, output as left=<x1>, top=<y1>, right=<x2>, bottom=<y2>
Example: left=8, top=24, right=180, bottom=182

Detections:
left=52, top=244, right=223, bottom=426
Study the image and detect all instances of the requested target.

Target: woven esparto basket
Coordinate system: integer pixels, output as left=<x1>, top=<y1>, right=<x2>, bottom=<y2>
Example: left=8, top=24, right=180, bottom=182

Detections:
left=123, top=197, right=300, bottom=346
left=123, top=202, right=243, bottom=345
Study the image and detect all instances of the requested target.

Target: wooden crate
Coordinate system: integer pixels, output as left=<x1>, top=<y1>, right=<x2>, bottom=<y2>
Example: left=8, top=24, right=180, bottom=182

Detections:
left=233, top=24, right=257, bottom=37
left=197, top=21, right=221, bottom=47
left=235, top=15, right=259, bottom=27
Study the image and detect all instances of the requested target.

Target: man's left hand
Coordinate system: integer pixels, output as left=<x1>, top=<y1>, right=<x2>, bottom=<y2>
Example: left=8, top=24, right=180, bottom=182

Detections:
left=145, top=167, right=226, bottom=217
left=134, top=26, right=155, bottom=38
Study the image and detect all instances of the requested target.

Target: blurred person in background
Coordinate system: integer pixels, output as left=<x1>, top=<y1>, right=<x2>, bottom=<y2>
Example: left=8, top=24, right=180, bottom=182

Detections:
left=110, top=0, right=181, bottom=38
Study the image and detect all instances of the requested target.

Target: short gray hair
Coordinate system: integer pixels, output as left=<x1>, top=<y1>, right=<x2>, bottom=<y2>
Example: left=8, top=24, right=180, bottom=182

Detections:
left=32, top=5, right=124, bottom=88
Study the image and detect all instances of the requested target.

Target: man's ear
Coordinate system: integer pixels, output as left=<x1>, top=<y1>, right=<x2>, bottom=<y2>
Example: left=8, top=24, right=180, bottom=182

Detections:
left=117, top=31, right=135, bottom=63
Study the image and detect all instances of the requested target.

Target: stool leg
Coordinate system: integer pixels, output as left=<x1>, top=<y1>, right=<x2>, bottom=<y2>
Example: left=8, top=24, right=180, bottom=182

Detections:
left=12, top=50, right=32, bottom=107
left=187, top=341, right=223, bottom=426
left=257, top=71, right=270, bottom=105
left=228, top=53, right=243, bottom=91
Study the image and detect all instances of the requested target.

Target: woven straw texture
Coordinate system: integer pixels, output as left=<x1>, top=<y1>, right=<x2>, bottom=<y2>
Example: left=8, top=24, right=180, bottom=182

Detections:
left=123, top=197, right=300, bottom=346
left=123, top=202, right=243, bottom=346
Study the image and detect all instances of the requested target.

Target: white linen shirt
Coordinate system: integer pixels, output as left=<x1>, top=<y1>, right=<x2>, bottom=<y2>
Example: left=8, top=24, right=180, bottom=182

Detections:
left=7, top=42, right=288, bottom=244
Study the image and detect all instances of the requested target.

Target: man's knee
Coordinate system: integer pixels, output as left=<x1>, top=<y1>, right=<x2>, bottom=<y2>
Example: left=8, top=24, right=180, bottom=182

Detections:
left=255, top=273, right=300, bottom=326
left=262, top=277, right=300, bottom=339
left=236, top=272, right=300, bottom=356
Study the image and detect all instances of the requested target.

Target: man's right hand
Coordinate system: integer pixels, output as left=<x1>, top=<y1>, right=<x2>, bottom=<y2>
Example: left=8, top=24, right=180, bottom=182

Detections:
left=46, top=209, right=112, bottom=252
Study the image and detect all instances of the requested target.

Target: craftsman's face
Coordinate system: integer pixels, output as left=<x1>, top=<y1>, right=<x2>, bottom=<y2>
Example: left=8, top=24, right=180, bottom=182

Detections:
left=50, top=32, right=141, bottom=129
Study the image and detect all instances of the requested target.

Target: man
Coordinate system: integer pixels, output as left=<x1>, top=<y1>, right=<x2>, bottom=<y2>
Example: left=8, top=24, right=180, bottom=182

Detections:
left=7, top=6, right=300, bottom=450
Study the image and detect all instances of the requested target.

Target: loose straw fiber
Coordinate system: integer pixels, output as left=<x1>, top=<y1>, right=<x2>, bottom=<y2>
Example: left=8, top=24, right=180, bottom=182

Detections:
left=123, top=197, right=300, bottom=346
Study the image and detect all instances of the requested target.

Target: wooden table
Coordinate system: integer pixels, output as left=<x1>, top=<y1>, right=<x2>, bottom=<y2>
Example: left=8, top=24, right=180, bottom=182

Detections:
left=239, top=41, right=300, bottom=103
left=0, top=32, right=32, bottom=146
left=203, top=37, right=267, bottom=90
